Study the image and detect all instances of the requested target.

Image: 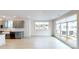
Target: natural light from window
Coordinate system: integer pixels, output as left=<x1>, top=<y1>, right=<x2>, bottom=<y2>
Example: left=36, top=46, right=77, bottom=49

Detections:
left=55, top=14, right=77, bottom=48
left=35, top=22, right=49, bottom=31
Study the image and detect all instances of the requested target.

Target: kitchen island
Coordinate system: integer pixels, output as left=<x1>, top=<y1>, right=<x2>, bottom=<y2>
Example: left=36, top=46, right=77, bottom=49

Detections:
left=0, top=34, right=5, bottom=46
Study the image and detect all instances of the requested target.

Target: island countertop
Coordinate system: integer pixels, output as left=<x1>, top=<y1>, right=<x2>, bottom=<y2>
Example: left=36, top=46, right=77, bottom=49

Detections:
left=0, top=34, right=5, bottom=46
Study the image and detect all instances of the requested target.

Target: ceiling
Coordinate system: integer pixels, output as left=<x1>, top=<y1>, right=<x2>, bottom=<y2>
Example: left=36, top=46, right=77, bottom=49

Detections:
left=0, top=10, right=70, bottom=20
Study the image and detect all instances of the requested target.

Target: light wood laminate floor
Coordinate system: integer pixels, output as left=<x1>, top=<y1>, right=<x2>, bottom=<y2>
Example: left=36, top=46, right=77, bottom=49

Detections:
left=0, top=37, right=71, bottom=49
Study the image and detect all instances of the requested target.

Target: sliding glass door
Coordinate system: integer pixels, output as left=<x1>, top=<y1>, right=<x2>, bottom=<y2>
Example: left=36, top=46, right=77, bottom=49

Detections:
left=67, top=21, right=77, bottom=47
left=61, top=23, right=67, bottom=40
left=55, top=14, right=77, bottom=48
left=68, top=21, right=77, bottom=40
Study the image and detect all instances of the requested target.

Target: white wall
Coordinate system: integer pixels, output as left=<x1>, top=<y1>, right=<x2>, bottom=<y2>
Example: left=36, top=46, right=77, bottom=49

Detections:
left=24, top=19, right=32, bottom=37
left=24, top=19, right=54, bottom=37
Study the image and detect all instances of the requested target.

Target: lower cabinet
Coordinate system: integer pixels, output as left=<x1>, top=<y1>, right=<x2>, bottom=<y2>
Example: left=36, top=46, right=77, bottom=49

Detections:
left=6, top=31, right=24, bottom=39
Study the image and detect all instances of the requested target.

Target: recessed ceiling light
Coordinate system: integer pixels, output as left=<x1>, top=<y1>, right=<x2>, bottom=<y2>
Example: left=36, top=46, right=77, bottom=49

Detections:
left=2, top=16, right=6, bottom=18
left=13, top=16, right=16, bottom=17
left=27, top=16, right=31, bottom=18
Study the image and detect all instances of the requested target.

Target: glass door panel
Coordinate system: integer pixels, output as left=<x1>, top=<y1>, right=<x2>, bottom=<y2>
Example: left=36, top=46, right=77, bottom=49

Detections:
left=68, top=21, right=77, bottom=47
left=55, top=24, right=61, bottom=37
left=61, top=23, right=67, bottom=40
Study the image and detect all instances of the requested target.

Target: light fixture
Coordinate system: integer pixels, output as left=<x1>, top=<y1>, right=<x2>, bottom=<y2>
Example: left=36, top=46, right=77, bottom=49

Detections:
left=13, top=16, right=16, bottom=18
left=2, top=16, right=6, bottom=18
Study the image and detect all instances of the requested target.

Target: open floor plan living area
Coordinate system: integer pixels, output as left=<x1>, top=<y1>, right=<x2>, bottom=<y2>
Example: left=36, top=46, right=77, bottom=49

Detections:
left=0, top=10, right=78, bottom=49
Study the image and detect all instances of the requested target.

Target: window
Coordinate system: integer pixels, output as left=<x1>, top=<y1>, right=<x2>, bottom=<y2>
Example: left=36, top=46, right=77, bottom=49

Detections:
left=35, top=22, right=49, bottom=31
left=55, top=14, right=77, bottom=48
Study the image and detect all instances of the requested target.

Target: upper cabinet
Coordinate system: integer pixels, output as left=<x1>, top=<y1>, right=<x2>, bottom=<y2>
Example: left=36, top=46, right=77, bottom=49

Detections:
left=0, top=20, right=24, bottom=28
left=13, top=20, right=24, bottom=28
